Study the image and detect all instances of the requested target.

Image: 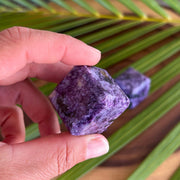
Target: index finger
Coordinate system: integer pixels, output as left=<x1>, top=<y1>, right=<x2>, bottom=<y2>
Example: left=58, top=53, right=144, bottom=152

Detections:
left=0, top=26, right=101, bottom=80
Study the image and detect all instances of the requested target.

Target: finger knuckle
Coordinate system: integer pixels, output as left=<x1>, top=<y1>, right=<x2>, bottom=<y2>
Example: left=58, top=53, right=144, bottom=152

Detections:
left=0, top=106, right=21, bottom=121
left=59, top=33, right=73, bottom=42
left=9, top=106, right=23, bottom=120
left=0, top=26, right=31, bottom=41
left=55, top=142, right=75, bottom=175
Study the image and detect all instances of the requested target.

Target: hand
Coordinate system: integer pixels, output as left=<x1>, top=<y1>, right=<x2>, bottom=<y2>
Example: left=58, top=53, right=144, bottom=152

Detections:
left=0, top=27, right=109, bottom=180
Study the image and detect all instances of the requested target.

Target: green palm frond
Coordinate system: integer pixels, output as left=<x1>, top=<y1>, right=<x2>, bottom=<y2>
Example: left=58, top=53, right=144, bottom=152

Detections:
left=0, top=0, right=180, bottom=23
left=0, top=0, right=180, bottom=180
left=170, top=167, right=180, bottom=180
left=129, top=122, right=180, bottom=180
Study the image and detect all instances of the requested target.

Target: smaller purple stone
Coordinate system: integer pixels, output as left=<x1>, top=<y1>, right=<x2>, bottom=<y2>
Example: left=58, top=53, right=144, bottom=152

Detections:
left=49, top=66, right=130, bottom=135
left=115, top=67, right=151, bottom=109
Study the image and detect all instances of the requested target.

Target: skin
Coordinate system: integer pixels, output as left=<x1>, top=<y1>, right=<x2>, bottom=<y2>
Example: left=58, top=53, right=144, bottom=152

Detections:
left=0, top=26, right=109, bottom=180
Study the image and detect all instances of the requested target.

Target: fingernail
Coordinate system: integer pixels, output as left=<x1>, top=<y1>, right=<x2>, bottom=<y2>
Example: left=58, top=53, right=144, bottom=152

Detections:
left=88, top=46, right=101, bottom=63
left=86, top=135, right=109, bottom=160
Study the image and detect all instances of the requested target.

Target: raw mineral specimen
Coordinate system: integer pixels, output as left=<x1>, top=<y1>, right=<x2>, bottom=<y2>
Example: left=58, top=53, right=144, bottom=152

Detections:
left=114, top=67, right=151, bottom=109
left=49, top=66, right=130, bottom=135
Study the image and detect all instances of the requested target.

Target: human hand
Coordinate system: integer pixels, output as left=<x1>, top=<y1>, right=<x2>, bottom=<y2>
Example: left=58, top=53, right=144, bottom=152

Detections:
left=0, top=27, right=109, bottom=180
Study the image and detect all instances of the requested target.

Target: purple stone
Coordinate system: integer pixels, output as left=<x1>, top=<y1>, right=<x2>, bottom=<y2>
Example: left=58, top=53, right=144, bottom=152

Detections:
left=49, top=66, right=130, bottom=135
left=115, top=67, right=151, bottom=109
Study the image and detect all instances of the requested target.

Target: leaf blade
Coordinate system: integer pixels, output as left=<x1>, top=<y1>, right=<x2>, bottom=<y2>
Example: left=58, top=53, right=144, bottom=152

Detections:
left=170, top=167, right=180, bottom=180
left=95, top=22, right=163, bottom=53
left=113, top=39, right=180, bottom=78
left=117, top=0, right=146, bottom=18
left=95, top=0, right=123, bottom=17
left=30, top=0, right=56, bottom=13
left=51, top=0, right=78, bottom=14
left=150, top=57, right=180, bottom=93
left=141, top=0, right=170, bottom=19
left=97, top=25, right=180, bottom=68
left=80, top=21, right=139, bottom=44
left=12, top=0, right=37, bottom=11
left=0, top=0, right=23, bottom=11
left=65, top=19, right=118, bottom=37
left=133, top=39, right=180, bottom=73
left=163, top=0, right=180, bottom=14
left=73, top=0, right=99, bottom=16
left=48, top=17, right=96, bottom=32
left=128, top=122, right=180, bottom=180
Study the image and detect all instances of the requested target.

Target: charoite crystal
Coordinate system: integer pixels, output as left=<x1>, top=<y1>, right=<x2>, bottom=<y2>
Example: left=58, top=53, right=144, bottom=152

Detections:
left=115, top=67, right=151, bottom=109
left=50, top=66, right=130, bottom=135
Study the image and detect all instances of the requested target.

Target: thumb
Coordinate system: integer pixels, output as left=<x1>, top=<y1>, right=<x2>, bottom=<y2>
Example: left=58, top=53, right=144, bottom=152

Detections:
left=0, top=133, right=109, bottom=180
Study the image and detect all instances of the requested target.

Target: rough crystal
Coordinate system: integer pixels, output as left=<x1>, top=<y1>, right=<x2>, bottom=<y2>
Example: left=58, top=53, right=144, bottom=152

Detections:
left=115, top=67, right=151, bottom=109
left=50, top=66, right=130, bottom=135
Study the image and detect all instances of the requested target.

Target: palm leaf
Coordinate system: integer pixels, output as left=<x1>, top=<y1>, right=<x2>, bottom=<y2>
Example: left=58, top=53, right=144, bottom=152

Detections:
left=73, top=0, right=100, bottom=16
left=0, top=0, right=180, bottom=179
left=128, top=122, right=180, bottom=180
left=13, top=0, right=37, bottom=11
left=162, top=0, right=180, bottom=14
left=141, top=0, right=170, bottom=19
left=170, top=167, right=180, bottom=180
left=0, top=0, right=180, bottom=22
left=117, top=0, right=146, bottom=18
